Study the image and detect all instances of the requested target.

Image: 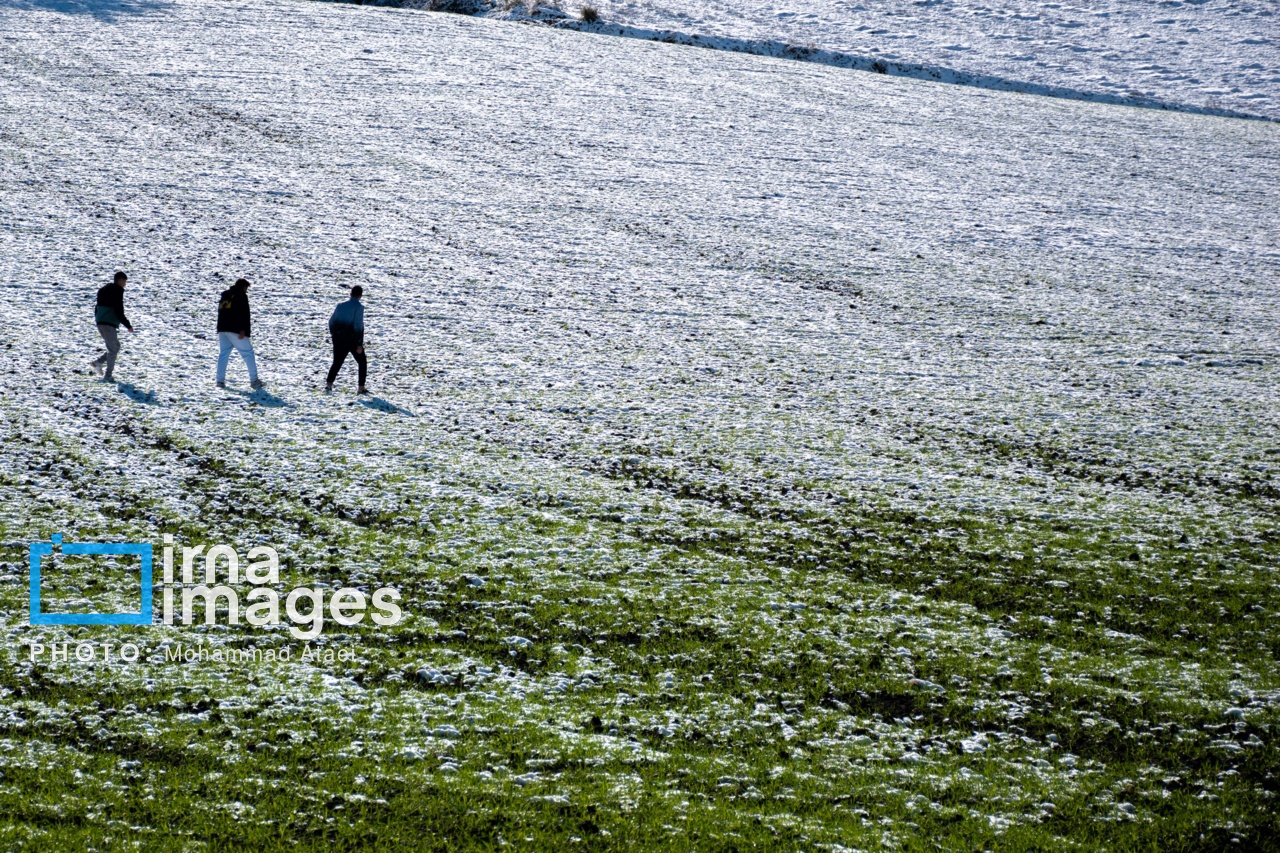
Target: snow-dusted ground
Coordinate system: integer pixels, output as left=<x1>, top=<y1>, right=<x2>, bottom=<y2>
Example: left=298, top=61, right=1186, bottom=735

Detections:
left=578, top=0, right=1280, bottom=120
left=0, top=0, right=1277, bottom=840
left=0, top=0, right=1275, bottom=537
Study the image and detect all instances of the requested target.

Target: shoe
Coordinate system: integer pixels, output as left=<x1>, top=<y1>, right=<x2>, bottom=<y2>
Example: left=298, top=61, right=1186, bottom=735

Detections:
left=216, top=381, right=226, bottom=389
left=89, top=360, right=104, bottom=377
left=357, top=386, right=370, bottom=395
left=250, top=379, right=265, bottom=390
left=324, top=383, right=334, bottom=393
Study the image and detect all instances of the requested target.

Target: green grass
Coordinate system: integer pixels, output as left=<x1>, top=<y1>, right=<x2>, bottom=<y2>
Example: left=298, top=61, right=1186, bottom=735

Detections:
left=0, top=387, right=1277, bottom=851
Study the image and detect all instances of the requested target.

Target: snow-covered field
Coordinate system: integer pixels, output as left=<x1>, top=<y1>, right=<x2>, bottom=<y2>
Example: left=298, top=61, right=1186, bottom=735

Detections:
left=0, top=0, right=1277, bottom=847
left=577, top=0, right=1280, bottom=120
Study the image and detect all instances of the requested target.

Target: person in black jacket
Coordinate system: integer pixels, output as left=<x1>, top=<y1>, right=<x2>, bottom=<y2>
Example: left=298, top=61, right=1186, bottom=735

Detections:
left=326, top=285, right=368, bottom=394
left=90, top=271, right=134, bottom=381
left=216, top=278, right=263, bottom=389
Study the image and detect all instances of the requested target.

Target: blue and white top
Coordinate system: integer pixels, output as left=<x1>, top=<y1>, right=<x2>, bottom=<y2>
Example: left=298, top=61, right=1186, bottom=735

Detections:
left=329, top=297, right=365, bottom=340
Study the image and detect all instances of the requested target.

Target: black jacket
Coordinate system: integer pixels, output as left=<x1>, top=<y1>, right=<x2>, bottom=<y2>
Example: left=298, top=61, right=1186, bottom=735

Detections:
left=94, top=283, right=132, bottom=330
left=216, top=288, right=251, bottom=336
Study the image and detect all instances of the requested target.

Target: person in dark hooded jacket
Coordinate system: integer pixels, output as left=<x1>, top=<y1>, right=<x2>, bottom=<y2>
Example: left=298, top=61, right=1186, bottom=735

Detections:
left=216, top=278, right=263, bottom=389
left=326, top=285, right=367, bottom=394
left=90, top=271, right=134, bottom=381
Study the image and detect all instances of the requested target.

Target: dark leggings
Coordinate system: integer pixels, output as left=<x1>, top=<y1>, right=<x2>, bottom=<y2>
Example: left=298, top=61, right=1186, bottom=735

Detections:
left=327, top=338, right=367, bottom=386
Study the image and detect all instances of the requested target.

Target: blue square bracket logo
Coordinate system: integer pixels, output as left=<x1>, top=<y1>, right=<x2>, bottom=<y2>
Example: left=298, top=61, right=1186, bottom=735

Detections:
left=29, top=534, right=153, bottom=626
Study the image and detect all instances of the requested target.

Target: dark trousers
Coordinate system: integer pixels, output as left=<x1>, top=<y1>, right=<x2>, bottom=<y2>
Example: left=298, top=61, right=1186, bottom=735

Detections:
left=327, top=337, right=367, bottom=386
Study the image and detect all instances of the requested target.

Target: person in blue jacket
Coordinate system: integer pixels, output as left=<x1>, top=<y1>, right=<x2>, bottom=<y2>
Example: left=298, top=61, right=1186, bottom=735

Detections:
left=326, top=286, right=367, bottom=394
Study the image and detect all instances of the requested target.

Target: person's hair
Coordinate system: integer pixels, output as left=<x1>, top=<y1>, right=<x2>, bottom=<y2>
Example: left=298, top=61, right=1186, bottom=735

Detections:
left=114, top=271, right=127, bottom=284
left=234, top=278, right=251, bottom=290
left=351, top=286, right=364, bottom=299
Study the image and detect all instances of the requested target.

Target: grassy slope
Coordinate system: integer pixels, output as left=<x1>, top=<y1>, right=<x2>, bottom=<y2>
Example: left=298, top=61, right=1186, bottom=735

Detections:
left=0, top=1, right=1277, bottom=850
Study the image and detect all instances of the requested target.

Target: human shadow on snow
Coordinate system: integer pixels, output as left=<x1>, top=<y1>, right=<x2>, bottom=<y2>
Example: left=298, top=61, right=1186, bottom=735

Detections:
left=115, top=381, right=159, bottom=405
left=353, top=396, right=413, bottom=416
left=224, top=387, right=290, bottom=409
left=0, top=0, right=174, bottom=20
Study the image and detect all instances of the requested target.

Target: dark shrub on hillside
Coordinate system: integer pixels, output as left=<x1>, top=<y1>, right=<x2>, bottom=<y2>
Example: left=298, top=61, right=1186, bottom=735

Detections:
left=427, top=0, right=490, bottom=13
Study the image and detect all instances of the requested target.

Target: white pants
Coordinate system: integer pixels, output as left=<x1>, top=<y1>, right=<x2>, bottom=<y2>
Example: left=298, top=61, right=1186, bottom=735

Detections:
left=216, top=332, right=258, bottom=383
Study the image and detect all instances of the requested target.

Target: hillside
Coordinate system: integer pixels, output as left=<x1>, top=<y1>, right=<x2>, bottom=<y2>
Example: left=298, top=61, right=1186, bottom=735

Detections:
left=1, top=0, right=1278, bottom=848
left=570, top=0, right=1280, bottom=120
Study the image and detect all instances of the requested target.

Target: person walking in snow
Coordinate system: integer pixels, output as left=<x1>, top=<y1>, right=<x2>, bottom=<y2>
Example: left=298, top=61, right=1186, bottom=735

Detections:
left=90, top=270, right=135, bottom=381
left=216, top=278, right=264, bottom=389
left=326, top=285, right=367, bottom=394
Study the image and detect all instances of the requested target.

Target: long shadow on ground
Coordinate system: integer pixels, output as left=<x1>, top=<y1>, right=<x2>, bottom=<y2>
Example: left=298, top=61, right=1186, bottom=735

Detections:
left=355, top=396, right=413, bottom=416
left=224, top=387, right=290, bottom=409
left=115, top=381, right=160, bottom=405
left=0, top=0, right=174, bottom=21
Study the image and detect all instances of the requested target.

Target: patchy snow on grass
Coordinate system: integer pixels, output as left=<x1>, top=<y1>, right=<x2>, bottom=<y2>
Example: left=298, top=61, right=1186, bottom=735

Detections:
left=0, top=0, right=1277, bottom=847
left=565, top=0, right=1280, bottom=120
